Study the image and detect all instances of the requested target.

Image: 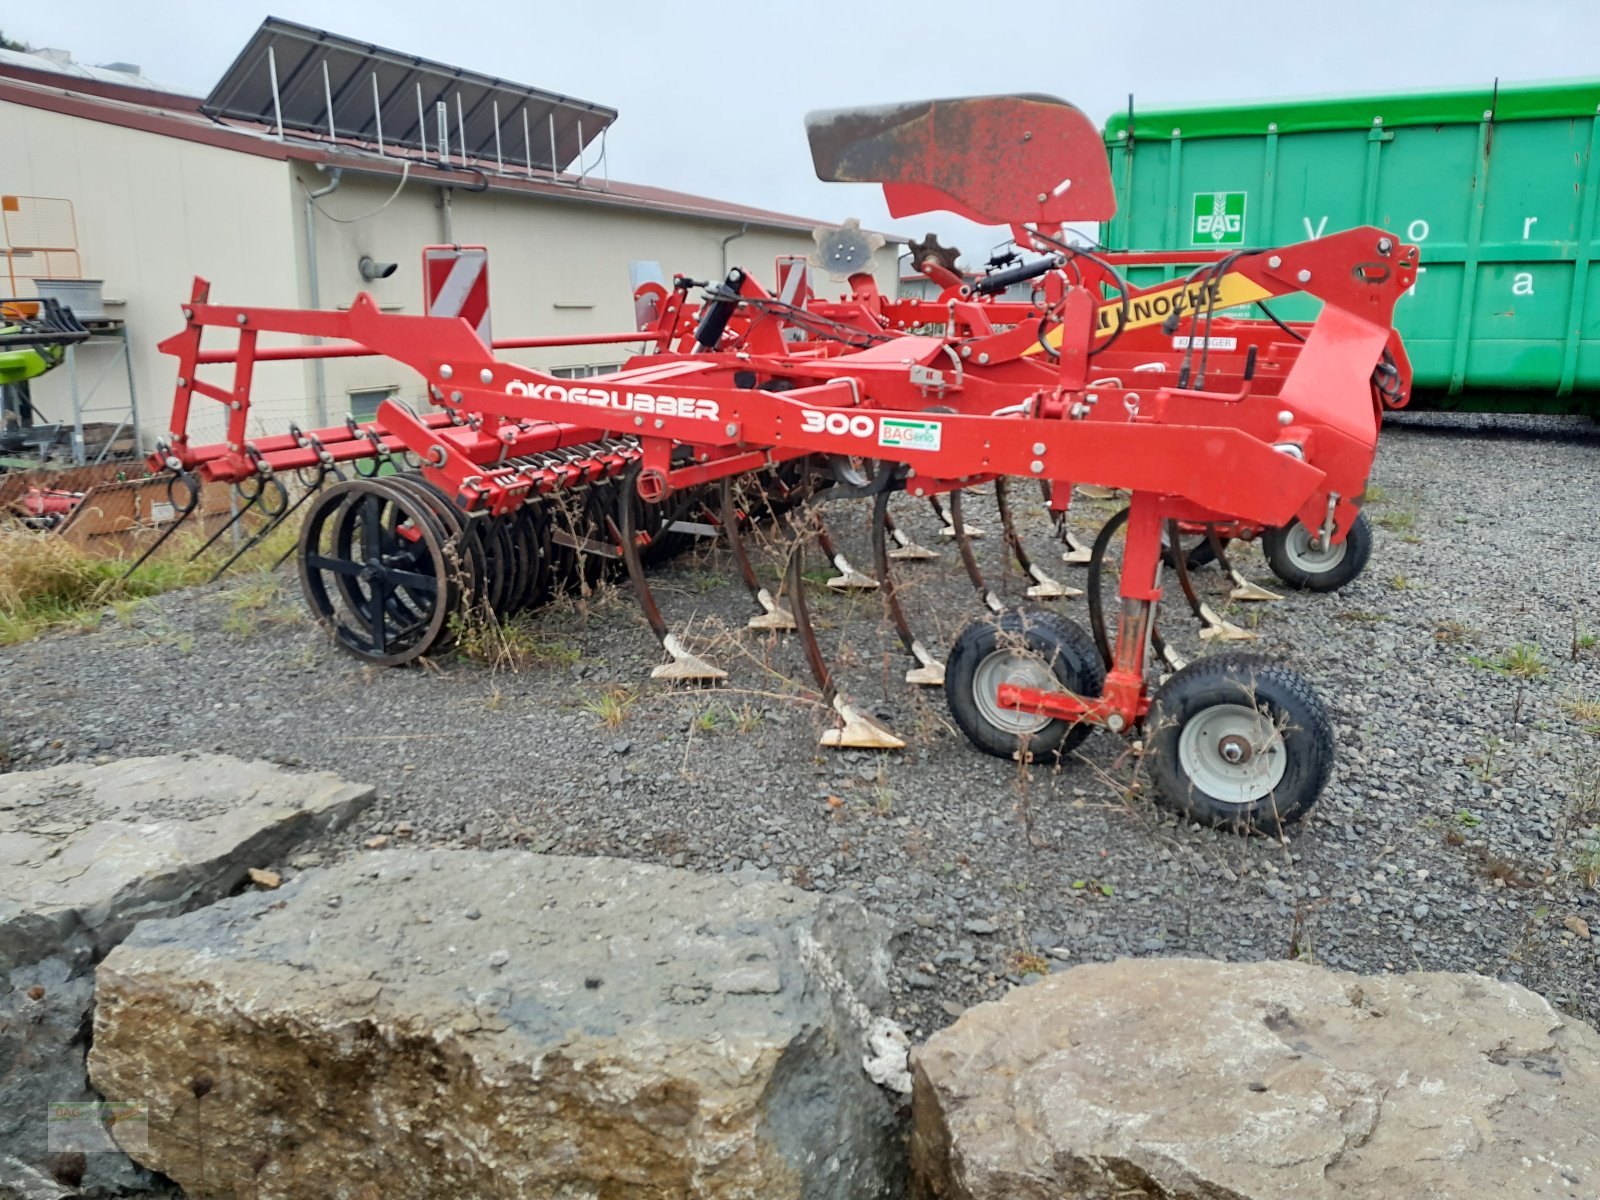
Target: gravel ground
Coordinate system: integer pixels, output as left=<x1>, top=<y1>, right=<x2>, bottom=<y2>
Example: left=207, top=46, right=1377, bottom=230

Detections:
left=4, top=415, right=1599, bottom=1038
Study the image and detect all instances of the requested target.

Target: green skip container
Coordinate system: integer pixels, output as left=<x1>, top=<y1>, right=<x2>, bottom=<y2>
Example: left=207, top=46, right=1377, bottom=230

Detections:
left=1101, top=78, right=1600, bottom=413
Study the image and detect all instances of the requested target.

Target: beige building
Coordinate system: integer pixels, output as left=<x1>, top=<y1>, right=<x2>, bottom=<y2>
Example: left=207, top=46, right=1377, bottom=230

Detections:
left=0, top=38, right=900, bottom=455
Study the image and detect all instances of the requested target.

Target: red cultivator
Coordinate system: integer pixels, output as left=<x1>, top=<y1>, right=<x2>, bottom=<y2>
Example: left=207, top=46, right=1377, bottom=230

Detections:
left=146, top=95, right=1416, bottom=830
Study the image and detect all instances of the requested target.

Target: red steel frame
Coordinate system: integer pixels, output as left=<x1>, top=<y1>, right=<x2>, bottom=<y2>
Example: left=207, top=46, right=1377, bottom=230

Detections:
left=149, top=87, right=1418, bottom=741
left=151, top=224, right=1415, bottom=737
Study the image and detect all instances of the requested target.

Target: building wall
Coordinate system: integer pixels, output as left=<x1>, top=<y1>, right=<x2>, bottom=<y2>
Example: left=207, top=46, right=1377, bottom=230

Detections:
left=0, top=100, right=306, bottom=448
left=294, top=168, right=903, bottom=424
left=1, top=95, right=903, bottom=454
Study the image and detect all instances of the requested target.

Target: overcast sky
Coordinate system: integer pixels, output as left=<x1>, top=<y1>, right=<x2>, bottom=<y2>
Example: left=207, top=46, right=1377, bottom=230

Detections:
left=7, top=1, right=1599, bottom=266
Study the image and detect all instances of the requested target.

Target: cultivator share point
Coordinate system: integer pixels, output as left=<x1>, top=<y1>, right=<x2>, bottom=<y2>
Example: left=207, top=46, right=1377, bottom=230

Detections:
left=148, top=95, right=1416, bottom=830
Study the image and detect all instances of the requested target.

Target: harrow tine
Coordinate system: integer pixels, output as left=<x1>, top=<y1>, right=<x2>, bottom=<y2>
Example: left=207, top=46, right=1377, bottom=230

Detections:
left=871, top=486, right=944, bottom=687
left=206, top=475, right=293, bottom=583
left=615, top=472, right=725, bottom=682
left=884, top=505, right=938, bottom=561
left=186, top=480, right=263, bottom=563
left=118, top=471, right=201, bottom=582
left=1210, top=528, right=1283, bottom=602
left=1166, top=519, right=1255, bottom=642
left=271, top=468, right=332, bottom=570
left=814, top=515, right=879, bottom=591
left=719, top=477, right=795, bottom=631
left=947, top=490, right=1004, bottom=614
left=928, top=493, right=984, bottom=540
left=784, top=522, right=904, bottom=750
left=995, top=476, right=1081, bottom=599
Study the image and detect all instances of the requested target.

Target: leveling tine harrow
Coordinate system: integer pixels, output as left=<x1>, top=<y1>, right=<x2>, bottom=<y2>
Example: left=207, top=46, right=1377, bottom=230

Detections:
left=150, top=94, right=1415, bottom=830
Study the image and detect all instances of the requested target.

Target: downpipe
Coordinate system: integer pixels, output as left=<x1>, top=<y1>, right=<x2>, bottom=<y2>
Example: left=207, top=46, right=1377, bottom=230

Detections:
left=305, top=166, right=343, bottom=426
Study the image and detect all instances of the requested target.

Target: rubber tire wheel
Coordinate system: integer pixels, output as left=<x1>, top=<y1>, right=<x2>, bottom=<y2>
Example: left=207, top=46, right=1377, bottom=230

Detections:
left=1261, top=511, right=1372, bottom=592
left=1161, top=534, right=1222, bottom=573
left=945, top=607, right=1106, bottom=761
left=1144, top=652, right=1334, bottom=833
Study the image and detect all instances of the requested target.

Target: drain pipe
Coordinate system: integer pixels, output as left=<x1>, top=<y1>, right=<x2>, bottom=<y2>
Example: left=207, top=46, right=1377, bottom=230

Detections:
left=305, top=167, right=343, bottom=426
left=719, top=222, right=749, bottom=277
left=439, top=186, right=454, bottom=244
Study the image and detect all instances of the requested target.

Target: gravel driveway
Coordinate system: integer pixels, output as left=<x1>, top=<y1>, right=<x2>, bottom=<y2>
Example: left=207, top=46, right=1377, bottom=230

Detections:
left=4, top=415, right=1598, bottom=1037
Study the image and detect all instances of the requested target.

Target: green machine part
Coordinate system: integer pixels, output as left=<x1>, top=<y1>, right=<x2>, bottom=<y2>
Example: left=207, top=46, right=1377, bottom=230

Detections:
left=1101, top=77, right=1600, bottom=411
left=0, top=335, right=63, bottom=386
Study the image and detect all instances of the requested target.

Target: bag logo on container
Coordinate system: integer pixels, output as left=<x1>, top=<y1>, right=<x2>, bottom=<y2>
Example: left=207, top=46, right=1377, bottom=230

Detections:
left=1193, top=191, right=1246, bottom=246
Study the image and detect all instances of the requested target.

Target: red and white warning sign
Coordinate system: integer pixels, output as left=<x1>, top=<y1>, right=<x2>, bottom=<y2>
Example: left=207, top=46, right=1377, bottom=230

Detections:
left=422, top=245, right=492, bottom=347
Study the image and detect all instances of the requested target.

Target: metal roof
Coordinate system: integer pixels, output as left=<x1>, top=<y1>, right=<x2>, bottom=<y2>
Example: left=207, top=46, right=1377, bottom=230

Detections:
left=200, top=17, right=617, bottom=173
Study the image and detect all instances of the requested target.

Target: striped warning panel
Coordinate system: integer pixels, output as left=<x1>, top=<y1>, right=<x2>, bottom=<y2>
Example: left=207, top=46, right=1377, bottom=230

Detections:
left=422, top=245, right=492, bottom=347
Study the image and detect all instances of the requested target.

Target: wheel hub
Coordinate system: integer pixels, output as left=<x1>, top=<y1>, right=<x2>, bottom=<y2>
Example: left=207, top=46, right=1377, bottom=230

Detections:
left=1283, top=520, right=1346, bottom=573
left=1176, top=703, right=1287, bottom=806
left=1217, top=733, right=1252, bottom=764
left=973, top=648, right=1057, bottom=736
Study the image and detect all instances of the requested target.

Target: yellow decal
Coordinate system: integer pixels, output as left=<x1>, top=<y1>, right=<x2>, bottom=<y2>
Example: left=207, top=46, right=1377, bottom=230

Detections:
left=1027, top=271, right=1274, bottom=356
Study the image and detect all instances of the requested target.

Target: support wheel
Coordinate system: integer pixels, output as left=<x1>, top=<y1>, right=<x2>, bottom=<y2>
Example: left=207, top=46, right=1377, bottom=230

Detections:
left=1144, top=652, right=1334, bottom=832
left=945, top=608, right=1105, bottom=761
left=1261, top=511, right=1371, bottom=592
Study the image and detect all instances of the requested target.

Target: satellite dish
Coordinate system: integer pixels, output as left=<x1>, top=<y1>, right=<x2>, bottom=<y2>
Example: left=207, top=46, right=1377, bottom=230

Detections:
left=810, top=217, right=886, bottom=281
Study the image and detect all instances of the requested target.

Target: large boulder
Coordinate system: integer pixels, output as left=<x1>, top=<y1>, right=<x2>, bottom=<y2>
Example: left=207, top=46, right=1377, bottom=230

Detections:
left=0, top=754, right=374, bottom=1199
left=911, top=957, right=1600, bottom=1200
left=88, top=851, right=907, bottom=1200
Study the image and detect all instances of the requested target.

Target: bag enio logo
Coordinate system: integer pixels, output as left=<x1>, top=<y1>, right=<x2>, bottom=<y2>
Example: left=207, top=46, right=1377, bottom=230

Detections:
left=1193, top=192, right=1246, bottom=246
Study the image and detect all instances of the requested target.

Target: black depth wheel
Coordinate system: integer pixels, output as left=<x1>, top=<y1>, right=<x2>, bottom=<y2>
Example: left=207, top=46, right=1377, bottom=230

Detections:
left=297, top=479, right=456, bottom=666
left=945, top=607, right=1106, bottom=761
left=1261, top=511, right=1371, bottom=592
left=1144, top=651, right=1334, bottom=832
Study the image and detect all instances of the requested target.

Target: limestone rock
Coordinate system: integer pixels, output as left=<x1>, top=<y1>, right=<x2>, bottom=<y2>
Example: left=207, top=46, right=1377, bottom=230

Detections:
left=0, top=754, right=374, bottom=1197
left=911, top=957, right=1600, bottom=1200
left=89, top=851, right=905, bottom=1199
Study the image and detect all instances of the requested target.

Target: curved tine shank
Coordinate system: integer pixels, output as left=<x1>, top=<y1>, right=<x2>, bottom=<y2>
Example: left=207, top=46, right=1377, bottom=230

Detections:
left=1165, top=519, right=1255, bottom=642
left=995, top=476, right=1080, bottom=599
left=719, top=476, right=795, bottom=631
left=948, top=489, right=1004, bottom=614
left=871, top=487, right=943, bottom=686
left=614, top=472, right=725, bottom=682
left=1210, top=527, right=1283, bottom=602
left=786, top=515, right=904, bottom=750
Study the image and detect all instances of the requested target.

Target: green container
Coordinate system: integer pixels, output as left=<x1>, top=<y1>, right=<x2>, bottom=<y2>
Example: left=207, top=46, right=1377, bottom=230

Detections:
left=1101, top=78, right=1600, bottom=411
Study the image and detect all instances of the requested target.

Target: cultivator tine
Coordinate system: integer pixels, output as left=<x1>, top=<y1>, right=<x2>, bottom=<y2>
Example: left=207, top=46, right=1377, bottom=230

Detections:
left=995, top=477, right=1081, bottom=600
left=948, top=490, right=1004, bottom=614
left=884, top=507, right=938, bottom=561
left=928, top=494, right=983, bottom=540
left=1166, top=520, right=1255, bottom=642
left=871, top=487, right=943, bottom=686
left=615, top=472, right=726, bottom=682
left=119, top=471, right=201, bottom=581
left=719, top=478, right=795, bottom=631
left=1076, top=485, right=1118, bottom=501
left=1211, top=529, right=1283, bottom=602
left=206, top=475, right=292, bottom=583
left=784, top=528, right=904, bottom=750
left=814, top=516, right=879, bottom=591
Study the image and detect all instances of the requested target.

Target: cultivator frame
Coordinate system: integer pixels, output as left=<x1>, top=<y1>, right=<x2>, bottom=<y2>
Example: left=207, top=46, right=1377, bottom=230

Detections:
left=143, top=93, right=1417, bottom=830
